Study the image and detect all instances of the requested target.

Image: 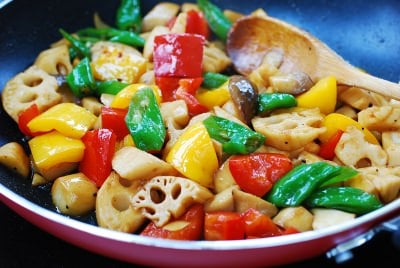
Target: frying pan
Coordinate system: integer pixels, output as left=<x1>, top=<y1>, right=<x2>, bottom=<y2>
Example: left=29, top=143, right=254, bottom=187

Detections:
left=0, top=0, right=399, bottom=267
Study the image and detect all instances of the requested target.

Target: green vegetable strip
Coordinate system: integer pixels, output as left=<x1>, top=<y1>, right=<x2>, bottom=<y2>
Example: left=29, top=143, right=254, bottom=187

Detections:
left=197, top=0, right=232, bottom=41
left=258, top=93, right=297, bottom=114
left=201, top=72, right=229, bottom=89
left=265, top=162, right=348, bottom=207
left=319, top=166, right=358, bottom=187
left=95, top=80, right=128, bottom=95
left=125, top=88, right=166, bottom=152
left=116, top=0, right=142, bottom=33
left=203, top=115, right=265, bottom=155
left=66, top=57, right=96, bottom=98
left=77, top=27, right=145, bottom=47
left=305, top=187, right=383, bottom=215
left=59, top=28, right=90, bottom=58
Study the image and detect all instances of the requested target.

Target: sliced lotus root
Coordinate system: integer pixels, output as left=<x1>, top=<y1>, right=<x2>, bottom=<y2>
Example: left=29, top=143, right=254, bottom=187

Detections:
left=131, top=176, right=213, bottom=227
left=1, top=65, right=61, bottom=122
left=96, top=171, right=147, bottom=233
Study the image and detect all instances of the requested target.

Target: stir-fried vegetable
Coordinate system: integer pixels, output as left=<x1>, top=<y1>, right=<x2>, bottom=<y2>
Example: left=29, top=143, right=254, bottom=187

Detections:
left=125, top=88, right=166, bottom=152
left=0, top=0, right=396, bottom=243
left=203, top=115, right=265, bottom=154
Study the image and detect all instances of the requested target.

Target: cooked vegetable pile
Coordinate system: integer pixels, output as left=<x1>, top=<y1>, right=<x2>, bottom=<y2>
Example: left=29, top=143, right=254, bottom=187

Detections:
left=1, top=0, right=399, bottom=241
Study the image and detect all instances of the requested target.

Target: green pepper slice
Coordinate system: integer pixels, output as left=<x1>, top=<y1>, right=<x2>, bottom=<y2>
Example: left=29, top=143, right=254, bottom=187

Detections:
left=66, top=57, right=96, bottom=98
left=95, top=80, right=128, bottom=95
left=203, top=115, right=265, bottom=154
left=125, top=88, right=166, bottom=152
left=258, top=93, right=297, bottom=115
left=265, top=162, right=354, bottom=207
left=201, top=72, right=229, bottom=89
left=59, top=28, right=90, bottom=58
left=305, top=187, right=383, bottom=215
left=116, top=0, right=142, bottom=33
left=197, top=0, right=232, bottom=41
left=77, top=27, right=145, bottom=47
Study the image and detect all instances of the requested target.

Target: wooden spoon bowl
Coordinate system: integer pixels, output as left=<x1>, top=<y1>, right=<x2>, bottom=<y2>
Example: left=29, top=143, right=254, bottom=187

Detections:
left=227, top=15, right=400, bottom=100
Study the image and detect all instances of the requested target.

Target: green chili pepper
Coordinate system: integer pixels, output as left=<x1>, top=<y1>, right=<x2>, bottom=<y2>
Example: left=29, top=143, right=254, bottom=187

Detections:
left=319, top=166, right=358, bottom=187
left=265, top=162, right=355, bottom=207
left=95, top=80, right=128, bottom=95
left=108, top=31, right=145, bottom=47
left=258, top=93, right=297, bottom=115
left=59, top=28, right=90, bottom=58
left=66, top=57, right=96, bottom=98
left=305, top=187, right=383, bottom=215
left=203, top=115, right=265, bottom=154
left=201, top=72, right=229, bottom=89
left=197, top=0, right=232, bottom=41
left=125, top=88, right=166, bottom=152
left=77, top=27, right=145, bottom=47
left=116, top=0, right=142, bottom=33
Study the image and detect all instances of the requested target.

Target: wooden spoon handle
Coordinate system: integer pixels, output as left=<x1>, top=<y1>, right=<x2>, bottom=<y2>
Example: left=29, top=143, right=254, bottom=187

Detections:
left=328, top=61, right=400, bottom=100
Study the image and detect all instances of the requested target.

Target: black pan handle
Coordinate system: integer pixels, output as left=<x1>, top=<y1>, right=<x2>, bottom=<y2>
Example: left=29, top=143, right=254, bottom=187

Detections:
left=326, top=214, right=400, bottom=264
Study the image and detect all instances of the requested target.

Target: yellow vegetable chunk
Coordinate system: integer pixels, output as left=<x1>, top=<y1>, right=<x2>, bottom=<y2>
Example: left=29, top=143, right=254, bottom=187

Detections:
left=196, top=81, right=231, bottom=110
left=27, top=103, right=97, bottom=139
left=28, top=131, right=85, bottom=171
left=319, top=113, right=378, bottom=144
left=166, top=122, right=218, bottom=188
left=296, top=76, right=337, bottom=115
left=110, top=83, right=162, bottom=109
left=91, top=41, right=147, bottom=84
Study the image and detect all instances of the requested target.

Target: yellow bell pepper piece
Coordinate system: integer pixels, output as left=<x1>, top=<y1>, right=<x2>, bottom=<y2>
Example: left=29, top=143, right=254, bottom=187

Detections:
left=196, top=81, right=231, bottom=110
left=166, top=122, right=218, bottom=188
left=91, top=45, right=147, bottom=84
left=27, top=103, right=97, bottom=139
left=110, top=84, right=162, bottom=109
left=320, top=113, right=379, bottom=144
left=29, top=131, right=85, bottom=171
left=296, top=76, right=337, bottom=115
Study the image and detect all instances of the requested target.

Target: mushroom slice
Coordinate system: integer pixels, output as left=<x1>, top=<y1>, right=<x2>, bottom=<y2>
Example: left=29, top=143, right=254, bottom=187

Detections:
left=228, top=75, right=258, bottom=125
left=131, top=176, right=213, bottom=227
left=96, top=172, right=146, bottom=233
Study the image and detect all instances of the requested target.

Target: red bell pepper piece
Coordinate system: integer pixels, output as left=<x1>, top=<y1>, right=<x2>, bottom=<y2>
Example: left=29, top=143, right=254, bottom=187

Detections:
left=204, top=211, right=245, bottom=240
left=318, top=130, right=344, bottom=160
left=18, top=103, right=43, bottom=137
left=79, top=128, right=117, bottom=187
left=186, top=10, right=210, bottom=39
left=279, top=226, right=299, bottom=236
left=241, top=208, right=281, bottom=238
left=155, top=76, right=181, bottom=102
left=228, top=153, right=293, bottom=197
left=153, top=33, right=205, bottom=78
left=175, top=77, right=209, bottom=116
left=101, top=106, right=129, bottom=140
left=141, top=204, right=205, bottom=240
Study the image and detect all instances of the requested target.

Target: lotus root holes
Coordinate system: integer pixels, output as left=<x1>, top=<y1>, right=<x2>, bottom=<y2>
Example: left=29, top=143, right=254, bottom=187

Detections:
left=149, top=186, right=166, bottom=204
left=22, top=76, right=43, bottom=87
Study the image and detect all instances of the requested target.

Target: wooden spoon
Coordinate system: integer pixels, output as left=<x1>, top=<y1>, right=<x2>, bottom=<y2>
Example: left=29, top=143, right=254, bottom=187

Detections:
left=227, top=15, right=400, bottom=100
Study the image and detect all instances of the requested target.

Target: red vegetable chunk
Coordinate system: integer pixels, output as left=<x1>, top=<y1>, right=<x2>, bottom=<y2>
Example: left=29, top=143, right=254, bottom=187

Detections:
left=229, top=153, right=293, bottom=197
left=79, top=128, right=117, bottom=187
left=153, top=33, right=205, bottom=78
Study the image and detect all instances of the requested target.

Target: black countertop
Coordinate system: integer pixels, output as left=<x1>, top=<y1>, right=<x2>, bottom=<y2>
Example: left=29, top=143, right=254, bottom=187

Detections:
left=1, top=201, right=399, bottom=267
